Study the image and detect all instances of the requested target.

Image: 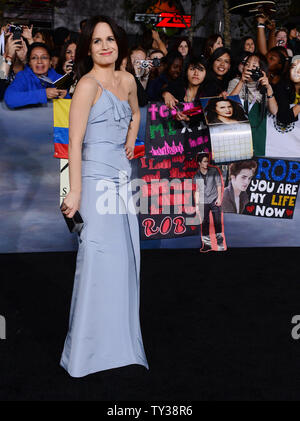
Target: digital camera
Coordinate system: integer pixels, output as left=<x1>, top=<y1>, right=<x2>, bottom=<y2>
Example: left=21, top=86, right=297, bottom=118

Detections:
left=137, top=58, right=161, bottom=69
left=152, top=57, right=161, bottom=67
left=250, top=67, right=263, bottom=81
left=138, top=60, right=152, bottom=69
left=9, top=25, right=23, bottom=40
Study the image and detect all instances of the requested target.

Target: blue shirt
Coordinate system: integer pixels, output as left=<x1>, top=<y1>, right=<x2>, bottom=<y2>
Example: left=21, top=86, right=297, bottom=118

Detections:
left=4, top=65, right=70, bottom=109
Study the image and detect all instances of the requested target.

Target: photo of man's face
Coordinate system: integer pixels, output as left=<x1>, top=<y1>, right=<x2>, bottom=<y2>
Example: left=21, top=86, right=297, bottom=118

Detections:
left=232, top=169, right=254, bottom=192
left=199, top=157, right=209, bottom=171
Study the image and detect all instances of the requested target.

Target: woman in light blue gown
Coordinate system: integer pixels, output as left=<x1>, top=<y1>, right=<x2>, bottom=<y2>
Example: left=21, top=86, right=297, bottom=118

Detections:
left=60, top=16, right=149, bottom=377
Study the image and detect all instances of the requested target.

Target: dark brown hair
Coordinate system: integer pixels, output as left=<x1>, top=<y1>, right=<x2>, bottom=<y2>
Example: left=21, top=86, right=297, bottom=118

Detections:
left=33, top=29, right=54, bottom=50
left=173, top=36, right=191, bottom=56
left=149, top=49, right=165, bottom=58
left=229, top=160, right=257, bottom=178
left=125, top=46, right=147, bottom=75
left=26, top=42, right=52, bottom=62
left=204, top=34, right=224, bottom=58
left=56, top=40, right=77, bottom=75
left=75, top=15, right=127, bottom=80
left=205, top=97, right=247, bottom=124
left=196, top=152, right=210, bottom=163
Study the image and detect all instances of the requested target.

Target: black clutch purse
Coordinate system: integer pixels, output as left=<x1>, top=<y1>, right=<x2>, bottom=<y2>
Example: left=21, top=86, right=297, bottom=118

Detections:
left=60, top=204, right=84, bottom=234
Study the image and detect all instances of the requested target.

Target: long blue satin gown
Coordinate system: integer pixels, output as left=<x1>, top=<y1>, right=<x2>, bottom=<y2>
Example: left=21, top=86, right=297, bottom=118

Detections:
left=60, top=79, right=149, bottom=377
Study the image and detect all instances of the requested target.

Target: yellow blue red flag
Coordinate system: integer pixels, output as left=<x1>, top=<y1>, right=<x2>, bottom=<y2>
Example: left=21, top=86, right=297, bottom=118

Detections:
left=53, top=98, right=71, bottom=159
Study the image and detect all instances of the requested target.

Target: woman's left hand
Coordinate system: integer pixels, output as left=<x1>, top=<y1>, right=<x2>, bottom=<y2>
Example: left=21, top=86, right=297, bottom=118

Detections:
left=259, top=71, right=270, bottom=89
left=22, top=25, right=33, bottom=44
left=163, top=91, right=178, bottom=109
left=57, top=89, right=68, bottom=99
left=152, top=30, right=160, bottom=41
left=125, top=143, right=134, bottom=160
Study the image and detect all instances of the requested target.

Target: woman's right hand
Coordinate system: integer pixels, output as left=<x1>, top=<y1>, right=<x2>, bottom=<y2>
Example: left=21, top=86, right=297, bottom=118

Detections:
left=63, top=59, right=74, bottom=74
left=241, top=67, right=252, bottom=83
left=175, top=111, right=190, bottom=121
left=5, top=34, right=20, bottom=59
left=15, top=38, right=27, bottom=63
left=61, top=191, right=81, bottom=219
left=162, top=91, right=178, bottom=109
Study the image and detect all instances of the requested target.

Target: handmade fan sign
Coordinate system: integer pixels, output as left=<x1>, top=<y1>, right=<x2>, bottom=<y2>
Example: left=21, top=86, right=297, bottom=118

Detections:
left=223, top=157, right=300, bottom=219
left=145, top=101, right=210, bottom=159
left=243, top=157, right=300, bottom=219
left=137, top=155, right=200, bottom=240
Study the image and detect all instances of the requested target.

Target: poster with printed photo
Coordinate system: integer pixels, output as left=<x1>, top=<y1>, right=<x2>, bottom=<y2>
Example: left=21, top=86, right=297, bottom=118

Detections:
left=200, top=96, right=253, bottom=164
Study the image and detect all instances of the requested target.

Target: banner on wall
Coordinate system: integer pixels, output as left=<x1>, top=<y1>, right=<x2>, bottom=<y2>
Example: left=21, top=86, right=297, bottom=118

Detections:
left=200, top=96, right=253, bottom=164
left=145, top=101, right=210, bottom=159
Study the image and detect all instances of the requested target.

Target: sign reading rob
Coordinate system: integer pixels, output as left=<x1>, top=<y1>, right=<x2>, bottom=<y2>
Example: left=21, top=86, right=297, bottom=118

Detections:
left=243, top=157, right=300, bottom=219
left=138, top=156, right=200, bottom=240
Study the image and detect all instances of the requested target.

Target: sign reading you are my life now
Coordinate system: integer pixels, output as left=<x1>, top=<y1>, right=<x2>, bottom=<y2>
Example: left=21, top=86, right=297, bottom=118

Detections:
left=243, top=157, right=300, bottom=219
left=145, top=102, right=210, bottom=159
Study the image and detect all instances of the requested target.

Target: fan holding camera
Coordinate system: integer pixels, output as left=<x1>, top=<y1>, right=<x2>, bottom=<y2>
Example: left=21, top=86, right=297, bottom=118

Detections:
left=228, top=53, right=278, bottom=156
left=4, top=42, right=70, bottom=109
left=127, top=47, right=152, bottom=89
left=0, top=25, right=29, bottom=100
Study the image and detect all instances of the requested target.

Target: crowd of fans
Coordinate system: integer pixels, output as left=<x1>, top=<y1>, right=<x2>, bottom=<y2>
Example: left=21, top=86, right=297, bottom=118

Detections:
left=1, top=16, right=300, bottom=155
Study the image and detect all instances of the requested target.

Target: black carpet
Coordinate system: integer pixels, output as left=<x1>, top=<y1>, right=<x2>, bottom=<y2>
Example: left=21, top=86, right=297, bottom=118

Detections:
left=0, top=248, right=300, bottom=401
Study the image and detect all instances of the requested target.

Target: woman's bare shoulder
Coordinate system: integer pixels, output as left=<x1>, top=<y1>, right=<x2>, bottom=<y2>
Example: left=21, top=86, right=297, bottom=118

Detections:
left=76, top=75, right=100, bottom=90
left=73, top=75, right=102, bottom=102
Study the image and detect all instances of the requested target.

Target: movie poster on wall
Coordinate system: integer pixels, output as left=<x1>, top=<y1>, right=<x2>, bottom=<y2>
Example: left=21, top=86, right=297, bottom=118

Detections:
left=223, top=157, right=300, bottom=219
left=145, top=102, right=210, bottom=159
left=200, top=95, right=253, bottom=164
